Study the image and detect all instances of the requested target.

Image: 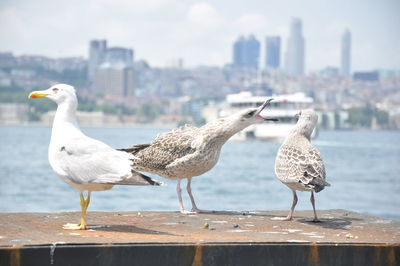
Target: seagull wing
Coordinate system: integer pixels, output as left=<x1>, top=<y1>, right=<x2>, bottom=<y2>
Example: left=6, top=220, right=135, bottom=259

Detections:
left=276, top=145, right=330, bottom=191
left=55, top=136, right=160, bottom=186
left=122, top=125, right=198, bottom=173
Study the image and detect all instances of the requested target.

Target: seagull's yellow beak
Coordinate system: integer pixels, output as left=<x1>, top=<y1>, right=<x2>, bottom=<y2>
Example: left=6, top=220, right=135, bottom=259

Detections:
left=28, top=91, right=48, bottom=99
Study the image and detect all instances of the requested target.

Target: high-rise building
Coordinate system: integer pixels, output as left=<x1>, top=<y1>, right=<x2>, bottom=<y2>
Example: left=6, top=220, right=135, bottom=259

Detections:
left=104, top=47, right=134, bottom=68
left=232, top=35, right=260, bottom=69
left=88, top=40, right=107, bottom=81
left=265, top=36, right=280, bottom=69
left=233, top=36, right=245, bottom=67
left=89, top=40, right=135, bottom=97
left=246, top=35, right=260, bottom=69
left=341, top=29, right=351, bottom=77
left=285, top=18, right=305, bottom=76
left=92, top=67, right=135, bottom=97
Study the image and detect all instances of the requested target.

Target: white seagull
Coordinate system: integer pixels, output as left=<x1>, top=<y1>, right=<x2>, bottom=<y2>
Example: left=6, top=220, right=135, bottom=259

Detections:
left=29, top=84, right=161, bottom=230
left=121, top=99, right=276, bottom=214
left=274, top=109, right=330, bottom=222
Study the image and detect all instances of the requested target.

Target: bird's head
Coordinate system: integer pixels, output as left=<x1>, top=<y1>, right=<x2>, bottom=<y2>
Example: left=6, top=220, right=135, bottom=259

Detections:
left=293, top=109, right=318, bottom=137
left=28, top=84, right=77, bottom=105
left=222, top=99, right=277, bottom=132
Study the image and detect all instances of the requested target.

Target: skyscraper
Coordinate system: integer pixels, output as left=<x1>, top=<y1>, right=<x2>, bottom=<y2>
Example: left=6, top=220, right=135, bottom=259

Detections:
left=88, top=40, right=107, bottom=81
left=233, top=35, right=260, bottom=69
left=92, top=67, right=136, bottom=97
left=265, top=36, right=280, bottom=69
left=104, top=47, right=134, bottom=68
left=233, top=36, right=245, bottom=67
left=341, top=29, right=351, bottom=77
left=246, top=35, right=260, bottom=69
left=285, top=18, right=305, bottom=76
left=89, top=40, right=135, bottom=97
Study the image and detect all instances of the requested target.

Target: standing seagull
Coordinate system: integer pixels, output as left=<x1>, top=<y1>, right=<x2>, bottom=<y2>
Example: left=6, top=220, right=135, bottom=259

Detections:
left=29, top=84, right=161, bottom=230
left=274, top=109, right=330, bottom=222
left=121, top=99, right=276, bottom=214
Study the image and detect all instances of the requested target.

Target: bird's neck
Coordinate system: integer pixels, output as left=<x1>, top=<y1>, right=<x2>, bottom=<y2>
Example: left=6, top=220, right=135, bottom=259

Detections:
left=201, top=118, right=247, bottom=145
left=51, top=100, right=82, bottom=143
left=54, top=100, right=78, bottom=123
left=285, top=127, right=311, bottom=145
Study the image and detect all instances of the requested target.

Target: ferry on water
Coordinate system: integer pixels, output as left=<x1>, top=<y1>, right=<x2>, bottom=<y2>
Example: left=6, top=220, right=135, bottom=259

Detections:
left=219, top=91, right=316, bottom=141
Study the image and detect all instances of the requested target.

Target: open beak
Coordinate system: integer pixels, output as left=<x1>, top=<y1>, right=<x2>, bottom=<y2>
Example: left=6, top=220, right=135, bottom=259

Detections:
left=255, top=98, right=279, bottom=122
left=255, top=99, right=273, bottom=115
left=264, top=117, right=279, bottom=122
left=28, top=90, right=48, bottom=99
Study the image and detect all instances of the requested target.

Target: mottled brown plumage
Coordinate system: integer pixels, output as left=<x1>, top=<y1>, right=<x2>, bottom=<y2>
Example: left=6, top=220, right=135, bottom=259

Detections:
left=128, top=124, right=226, bottom=180
left=275, top=145, right=328, bottom=192
left=273, top=109, right=330, bottom=222
left=122, top=99, right=275, bottom=214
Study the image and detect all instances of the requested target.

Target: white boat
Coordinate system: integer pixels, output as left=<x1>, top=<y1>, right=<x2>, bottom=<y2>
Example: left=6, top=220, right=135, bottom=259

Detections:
left=220, top=91, right=315, bottom=141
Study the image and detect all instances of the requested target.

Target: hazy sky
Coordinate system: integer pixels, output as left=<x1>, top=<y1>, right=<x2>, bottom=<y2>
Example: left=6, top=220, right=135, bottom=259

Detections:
left=0, top=0, right=399, bottom=72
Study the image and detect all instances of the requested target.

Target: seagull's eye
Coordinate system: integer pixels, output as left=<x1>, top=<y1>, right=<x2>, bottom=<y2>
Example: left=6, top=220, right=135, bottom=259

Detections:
left=52, top=88, right=59, bottom=93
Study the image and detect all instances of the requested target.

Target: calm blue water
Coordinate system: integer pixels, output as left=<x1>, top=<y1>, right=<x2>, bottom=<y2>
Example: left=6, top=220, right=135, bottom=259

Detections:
left=0, top=125, right=399, bottom=220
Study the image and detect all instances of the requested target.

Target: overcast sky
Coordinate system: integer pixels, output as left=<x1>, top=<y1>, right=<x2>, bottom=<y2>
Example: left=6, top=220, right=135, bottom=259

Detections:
left=0, top=0, right=399, bottom=72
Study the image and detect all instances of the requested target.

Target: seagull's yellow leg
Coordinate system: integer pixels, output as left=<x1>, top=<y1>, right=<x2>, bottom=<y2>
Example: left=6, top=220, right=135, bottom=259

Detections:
left=63, top=192, right=91, bottom=230
left=79, top=192, right=91, bottom=229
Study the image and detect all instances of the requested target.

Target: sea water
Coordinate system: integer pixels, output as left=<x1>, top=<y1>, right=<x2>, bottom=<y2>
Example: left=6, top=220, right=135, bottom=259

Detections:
left=0, top=125, right=399, bottom=220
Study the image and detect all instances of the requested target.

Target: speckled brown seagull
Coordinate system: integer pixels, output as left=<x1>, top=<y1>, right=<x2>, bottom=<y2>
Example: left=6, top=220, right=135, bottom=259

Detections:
left=29, top=84, right=161, bottom=230
left=121, top=99, right=277, bottom=214
left=274, top=109, right=330, bottom=222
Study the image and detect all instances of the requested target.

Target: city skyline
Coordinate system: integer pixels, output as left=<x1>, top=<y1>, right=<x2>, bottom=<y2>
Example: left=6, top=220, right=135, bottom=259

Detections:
left=0, top=0, right=399, bottom=71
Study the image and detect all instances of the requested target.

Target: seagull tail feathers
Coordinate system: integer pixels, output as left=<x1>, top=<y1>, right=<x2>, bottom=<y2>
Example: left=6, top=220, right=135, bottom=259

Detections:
left=312, top=178, right=331, bottom=193
left=118, top=144, right=150, bottom=155
left=114, top=170, right=163, bottom=186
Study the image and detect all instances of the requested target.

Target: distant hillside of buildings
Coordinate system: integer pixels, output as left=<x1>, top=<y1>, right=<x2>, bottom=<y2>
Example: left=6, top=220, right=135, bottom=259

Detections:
left=0, top=22, right=399, bottom=130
